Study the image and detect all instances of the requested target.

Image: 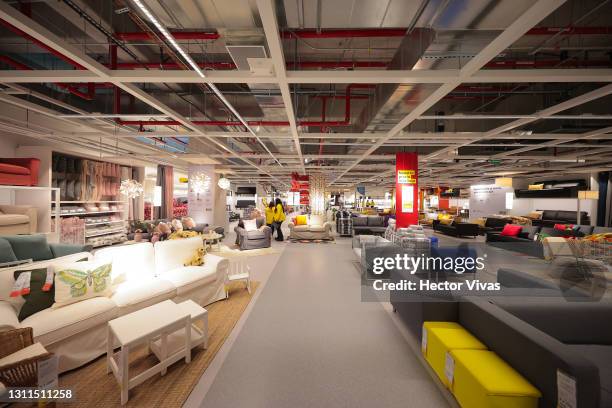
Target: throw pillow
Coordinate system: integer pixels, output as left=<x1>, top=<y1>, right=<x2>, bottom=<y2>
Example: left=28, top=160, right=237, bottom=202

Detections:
left=2, top=235, right=53, bottom=262
left=439, top=218, right=454, bottom=225
left=528, top=184, right=544, bottom=190
left=0, top=237, right=18, bottom=263
left=295, top=215, right=308, bottom=225
left=171, top=219, right=183, bottom=231
left=500, top=224, right=522, bottom=237
left=53, top=261, right=113, bottom=308
left=184, top=247, right=205, bottom=267
left=526, top=211, right=543, bottom=220
left=554, top=223, right=571, bottom=232
left=243, top=219, right=258, bottom=231
left=13, top=267, right=54, bottom=321
left=181, top=217, right=196, bottom=229
left=471, top=218, right=486, bottom=228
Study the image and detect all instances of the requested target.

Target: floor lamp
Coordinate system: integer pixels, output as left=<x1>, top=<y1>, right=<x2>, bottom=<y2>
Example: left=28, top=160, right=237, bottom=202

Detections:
left=577, top=190, right=599, bottom=225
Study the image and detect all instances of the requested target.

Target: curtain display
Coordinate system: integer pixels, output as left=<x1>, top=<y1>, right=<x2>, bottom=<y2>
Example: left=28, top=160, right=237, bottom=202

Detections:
left=309, top=174, right=326, bottom=215
left=52, top=153, right=130, bottom=201
left=155, top=165, right=174, bottom=219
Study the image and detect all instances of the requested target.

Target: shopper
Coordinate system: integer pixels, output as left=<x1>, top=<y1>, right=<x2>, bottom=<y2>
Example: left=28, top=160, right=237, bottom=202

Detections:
left=265, top=201, right=276, bottom=235
left=273, top=198, right=286, bottom=241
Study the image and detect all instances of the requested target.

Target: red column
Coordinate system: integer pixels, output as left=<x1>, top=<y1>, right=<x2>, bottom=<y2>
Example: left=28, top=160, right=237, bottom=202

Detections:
left=395, top=152, right=419, bottom=227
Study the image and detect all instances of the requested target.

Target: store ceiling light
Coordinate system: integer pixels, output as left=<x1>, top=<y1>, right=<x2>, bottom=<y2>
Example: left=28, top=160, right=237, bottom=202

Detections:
left=218, top=177, right=230, bottom=190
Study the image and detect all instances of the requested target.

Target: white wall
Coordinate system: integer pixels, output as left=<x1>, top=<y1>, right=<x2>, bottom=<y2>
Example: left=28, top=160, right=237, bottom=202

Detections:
left=509, top=197, right=597, bottom=225
left=0, top=134, right=17, bottom=156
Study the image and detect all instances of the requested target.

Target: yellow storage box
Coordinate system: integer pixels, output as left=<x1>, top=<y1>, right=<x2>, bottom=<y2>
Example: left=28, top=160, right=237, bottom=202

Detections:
left=448, top=349, right=541, bottom=408
left=422, top=322, right=487, bottom=388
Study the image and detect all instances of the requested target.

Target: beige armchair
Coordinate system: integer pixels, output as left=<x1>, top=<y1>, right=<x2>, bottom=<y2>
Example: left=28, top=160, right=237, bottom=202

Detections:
left=288, top=214, right=333, bottom=240
left=0, top=205, right=37, bottom=234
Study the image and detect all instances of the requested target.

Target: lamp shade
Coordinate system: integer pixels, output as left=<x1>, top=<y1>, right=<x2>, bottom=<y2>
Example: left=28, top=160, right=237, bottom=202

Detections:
left=495, top=177, right=513, bottom=188
left=578, top=190, right=599, bottom=200
left=217, top=177, right=230, bottom=190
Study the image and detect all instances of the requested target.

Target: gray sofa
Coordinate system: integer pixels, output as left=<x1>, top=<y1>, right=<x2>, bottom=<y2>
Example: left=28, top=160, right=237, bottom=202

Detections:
left=234, top=217, right=272, bottom=250
left=352, top=216, right=386, bottom=236
left=351, top=235, right=393, bottom=275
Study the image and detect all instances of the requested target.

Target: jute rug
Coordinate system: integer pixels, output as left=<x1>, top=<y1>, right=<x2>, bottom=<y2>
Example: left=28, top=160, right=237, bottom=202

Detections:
left=57, top=282, right=259, bottom=407
left=209, top=244, right=281, bottom=258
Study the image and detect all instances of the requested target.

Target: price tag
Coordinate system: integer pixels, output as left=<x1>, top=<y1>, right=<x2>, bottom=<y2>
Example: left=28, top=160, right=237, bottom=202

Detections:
left=445, top=352, right=455, bottom=385
left=557, top=370, right=577, bottom=408
left=421, top=328, right=428, bottom=354
left=37, top=355, right=58, bottom=389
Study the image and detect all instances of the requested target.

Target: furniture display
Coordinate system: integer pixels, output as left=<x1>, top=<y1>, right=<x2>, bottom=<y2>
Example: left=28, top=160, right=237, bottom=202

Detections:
left=486, top=225, right=544, bottom=258
left=477, top=217, right=510, bottom=235
left=0, top=158, right=40, bottom=187
left=352, top=235, right=393, bottom=274
left=514, top=179, right=587, bottom=198
left=0, top=237, right=229, bottom=374
left=433, top=220, right=479, bottom=238
left=107, top=300, right=192, bottom=405
left=351, top=215, right=386, bottom=236
left=0, top=234, right=90, bottom=264
left=0, top=327, right=52, bottom=387
left=288, top=214, right=333, bottom=240
left=0, top=205, right=37, bottom=235
left=235, top=217, right=272, bottom=250
left=226, top=258, right=251, bottom=296
left=336, top=211, right=353, bottom=237
left=531, top=210, right=590, bottom=227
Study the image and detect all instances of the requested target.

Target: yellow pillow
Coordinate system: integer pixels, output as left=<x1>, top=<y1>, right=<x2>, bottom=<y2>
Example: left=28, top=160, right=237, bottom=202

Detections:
left=440, top=218, right=454, bottom=225
left=528, top=184, right=544, bottom=190
left=295, top=215, right=308, bottom=225
left=471, top=218, right=486, bottom=228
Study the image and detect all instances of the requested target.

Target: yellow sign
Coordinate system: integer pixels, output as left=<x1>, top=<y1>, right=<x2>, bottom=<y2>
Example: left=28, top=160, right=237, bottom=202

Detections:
left=402, top=185, right=414, bottom=212
left=397, top=170, right=416, bottom=184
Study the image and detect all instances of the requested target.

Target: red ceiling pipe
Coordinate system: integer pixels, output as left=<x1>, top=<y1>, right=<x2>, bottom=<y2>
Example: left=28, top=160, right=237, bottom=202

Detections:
left=295, top=61, right=387, bottom=68
left=112, top=61, right=236, bottom=70
left=0, top=55, right=92, bottom=100
left=0, top=19, right=86, bottom=69
left=526, top=26, right=612, bottom=35
left=115, top=31, right=220, bottom=41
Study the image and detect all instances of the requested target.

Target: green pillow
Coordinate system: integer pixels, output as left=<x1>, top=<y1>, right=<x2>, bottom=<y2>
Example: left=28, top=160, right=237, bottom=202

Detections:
left=14, top=268, right=55, bottom=321
left=2, top=235, right=53, bottom=261
left=0, top=237, right=17, bottom=263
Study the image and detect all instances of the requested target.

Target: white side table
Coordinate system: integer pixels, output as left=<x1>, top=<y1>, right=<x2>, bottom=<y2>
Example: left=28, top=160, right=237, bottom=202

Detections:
left=150, top=300, right=208, bottom=360
left=202, top=231, right=222, bottom=252
left=107, top=300, right=192, bottom=405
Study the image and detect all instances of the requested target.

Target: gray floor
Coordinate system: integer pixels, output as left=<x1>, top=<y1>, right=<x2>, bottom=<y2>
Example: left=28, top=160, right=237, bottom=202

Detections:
left=198, top=236, right=450, bottom=408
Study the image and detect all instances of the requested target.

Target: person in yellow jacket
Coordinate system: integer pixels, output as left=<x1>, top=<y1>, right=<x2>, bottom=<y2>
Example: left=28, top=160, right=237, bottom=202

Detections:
left=265, top=201, right=276, bottom=235
left=273, top=198, right=286, bottom=241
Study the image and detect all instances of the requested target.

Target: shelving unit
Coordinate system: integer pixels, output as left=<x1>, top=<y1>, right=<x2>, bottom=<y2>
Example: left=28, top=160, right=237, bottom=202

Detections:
left=53, top=210, right=125, bottom=217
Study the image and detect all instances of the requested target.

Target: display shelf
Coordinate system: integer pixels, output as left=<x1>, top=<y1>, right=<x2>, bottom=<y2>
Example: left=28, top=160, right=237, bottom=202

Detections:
left=85, top=227, right=126, bottom=238
left=54, top=210, right=124, bottom=217
left=56, top=200, right=126, bottom=204
left=85, top=220, right=125, bottom=227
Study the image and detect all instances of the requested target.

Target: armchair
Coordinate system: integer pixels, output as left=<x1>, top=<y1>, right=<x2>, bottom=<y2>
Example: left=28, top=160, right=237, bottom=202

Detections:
left=235, top=217, right=272, bottom=250
left=0, top=205, right=37, bottom=234
left=288, top=214, right=333, bottom=240
left=0, top=158, right=40, bottom=186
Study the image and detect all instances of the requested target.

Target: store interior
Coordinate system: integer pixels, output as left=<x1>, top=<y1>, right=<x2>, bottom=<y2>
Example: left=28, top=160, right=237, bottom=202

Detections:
left=0, top=0, right=611, bottom=407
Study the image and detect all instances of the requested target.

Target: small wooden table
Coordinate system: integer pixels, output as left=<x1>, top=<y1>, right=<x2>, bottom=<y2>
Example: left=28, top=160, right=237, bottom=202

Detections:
left=201, top=231, right=222, bottom=251
left=107, top=300, right=193, bottom=405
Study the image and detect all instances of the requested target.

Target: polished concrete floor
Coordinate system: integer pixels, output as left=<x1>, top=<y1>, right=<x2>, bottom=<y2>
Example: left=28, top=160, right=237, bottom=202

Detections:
left=192, top=232, right=451, bottom=408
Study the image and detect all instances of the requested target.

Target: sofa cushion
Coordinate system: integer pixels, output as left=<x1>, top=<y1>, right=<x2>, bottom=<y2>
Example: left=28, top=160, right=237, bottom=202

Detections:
left=14, top=267, right=55, bottom=321
left=556, top=210, right=578, bottom=223
left=0, top=162, right=30, bottom=175
left=541, top=210, right=557, bottom=220
left=246, top=229, right=267, bottom=239
left=308, top=225, right=327, bottom=232
left=295, top=215, right=308, bottom=225
left=518, top=226, right=540, bottom=240
left=309, top=215, right=325, bottom=226
left=352, top=217, right=367, bottom=226
left=367, top=216, right=384, bottom=227
left=160, top=265, right=217, bottom=295
left=292, top=225, right=311, bottom=232
left=0, top=237, right=17, bottom=263
left=500, top=224, right=522, bottom=237
left=0, top=214, right=29, bottom=226
left=2, top=235, right=53, bottom=261
left=95, top=242, right=155, bottom=284
left=154, top=237, right=203, bottom=276
left=22, top=296, right=117, bottom=345
left=567, top=344, right=612, bottom=405
left=111, top=278, right=175, bottom=310
left=593, top=226, right=612, bottom=234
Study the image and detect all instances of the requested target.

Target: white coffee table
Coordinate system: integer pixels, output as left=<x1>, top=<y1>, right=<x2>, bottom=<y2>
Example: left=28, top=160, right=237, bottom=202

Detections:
left=202, top=231, right=222, bottom=251
left=107, top=300, right=195, bottom=404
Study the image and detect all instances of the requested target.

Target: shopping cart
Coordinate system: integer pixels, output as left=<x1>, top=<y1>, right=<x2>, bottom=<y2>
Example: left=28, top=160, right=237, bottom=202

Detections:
left=566, top=239, right=612, bottom=278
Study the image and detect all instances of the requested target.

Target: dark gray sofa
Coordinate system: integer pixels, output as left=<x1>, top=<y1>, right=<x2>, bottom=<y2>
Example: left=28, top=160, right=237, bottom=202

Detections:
left=433, top=220, right=479, bottom=238
left=486, top=225, right=544, bottom=257
left=352, top=215, right=386, bottom=235
left=532, top=210, right=590, bottom=227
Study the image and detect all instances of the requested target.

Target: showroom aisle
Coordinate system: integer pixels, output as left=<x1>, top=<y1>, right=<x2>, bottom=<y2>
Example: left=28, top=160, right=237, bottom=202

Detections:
left=193, top=237, right=449, bottom=408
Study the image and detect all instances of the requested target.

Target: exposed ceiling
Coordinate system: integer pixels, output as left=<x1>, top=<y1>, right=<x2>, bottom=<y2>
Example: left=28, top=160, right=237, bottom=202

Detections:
left=0, top=0, right=611, bottom=190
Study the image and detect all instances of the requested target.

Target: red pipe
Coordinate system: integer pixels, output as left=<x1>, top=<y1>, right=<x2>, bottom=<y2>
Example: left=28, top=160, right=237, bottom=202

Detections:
left=117, top=84, right=376, bottom=128
left=113, top=61, right=236, bottom=70
left=111, top=61, right=385, bottom=70
left=115, top=31, right=220, bottom=41
left=0, top=19, right=85, bottom=69
left=0, top=55, right=92, bottom=100
left=280, top=27, right=612, bottom=39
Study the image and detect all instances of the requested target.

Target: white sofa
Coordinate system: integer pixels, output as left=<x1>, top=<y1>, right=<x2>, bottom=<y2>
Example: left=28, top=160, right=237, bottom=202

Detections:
left=0, top=236, right=229, bottom=373
left=287, top=214, right=333, bottom=240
